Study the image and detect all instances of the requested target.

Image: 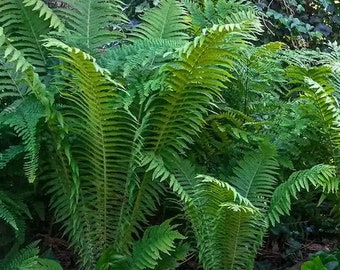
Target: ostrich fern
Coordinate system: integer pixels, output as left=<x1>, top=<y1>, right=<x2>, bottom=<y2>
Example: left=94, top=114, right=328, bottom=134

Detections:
left=2, top=1, right=338, bottom=270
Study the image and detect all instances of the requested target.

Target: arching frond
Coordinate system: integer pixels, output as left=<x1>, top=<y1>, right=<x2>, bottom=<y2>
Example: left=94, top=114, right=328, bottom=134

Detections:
left=169, top=147, right=279, bottom=270
left=43, top=39, right=148, bottom=268
left=230, top=146, right=279, bottom=211
left=286, top=66, right=340, bottom=166
left=131, top=0, right=189, bottom=40
left=97, top=220, right=187, bottom=270
left=0, top=145, right=25, bottom=170
left=268, top=164, right=337, bottom=226
left=104, top=38, right=185, bottom=77
left=183, top=0, right=259, bottom=32
left=22, top=0, right=64, bottom=31
left=143, top=24, right=247, bottom=157
left=0, top=190, right=32, bottom=246
left=55, top=0, right=127, bottom=55
left=129, top=220, right=185, bottom=270
left=0, top=98, right=44, bottom=182
left=0, top=0, right=62, bottom=73
left=191, top=175, right=257, bottom=270
left=0, top=242, right=63, bottom=270
left=0, top=201, right=18, bottom=231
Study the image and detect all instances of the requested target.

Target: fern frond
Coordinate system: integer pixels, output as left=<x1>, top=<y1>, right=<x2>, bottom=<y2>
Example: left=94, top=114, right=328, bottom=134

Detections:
left=268, top=164, right=337, bottom=226
left=286, top=66, right=340, bottom=166
left=0, top=0, right=61, bottom=72
left=131, top=0, right=189, bottom=40
left=0, top=27, right=54, bottom=112
left=0, top=59, right=27, bottom=104
left=22, top=0, right=64, bottom=31
left=55, top=0, right=127, bottom=55
left=97, top=220, right=187, bottom=270
left=130, top=220, right=186, bottom=270
left=0, top=201, right=18, bottom=231
left=208, top=147, right=278, bottom=270
left=170, top=147, right=278, bottom=270
left=44, top=39, right=148, bottom=267
left=0, top=98, right=44, bottom=182
left=183, top=0, right=259, bottom=32
left=104, top=38, right=185, bottom=77
left=0, top=241, right=62, bottom=270
left=0, top=145, right=25, bottom=170
left=143, top=24, right=247, bottom=157
left=230, top=146, right=279, bottom=211
left=190, top=175, right=258, bottom=270
left=0, top=191, right=31, bottom=244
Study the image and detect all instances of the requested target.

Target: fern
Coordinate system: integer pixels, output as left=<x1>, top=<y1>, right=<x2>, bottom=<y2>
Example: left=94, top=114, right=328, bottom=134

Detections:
left=0, top=190, right=34, bottom=263
left=0, top=200, right=19, bottom=231
left=131, top=0, right=189, bottom=40
left=183, top=0, right=258, bottom=31
left=268, top=164, right=338, bottom=226
left=54, top=0, right=127, bottom=55
left=191, top=175, right=257, bottom=270
left=97, top=220, right=187, bottom=270
left=104, top=38, right=185, bottom=78
left=0, top=242, right=63, bottom=270
left=143, top=23, right=254, bottom=157
left=0, top=0, right=62, bottom=73
left=0, top=98, right=44, bottom=182
left=285, top=66, right=340, bottom=166
left=43, top=38, right=149, bottom=267
left=0, top=145, right=25, bottom=170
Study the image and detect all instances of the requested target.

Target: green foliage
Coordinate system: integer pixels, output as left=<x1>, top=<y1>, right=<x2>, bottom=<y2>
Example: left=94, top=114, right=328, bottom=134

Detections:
left=0, top=242, right=63, bottom=270
left=268, top=164, right=338, bottom=226
left=55, top=0, right=127, bottom=55
left=302, top=250, right=340, bottom=270
left=183, top=0, right=256, bottom=31
left=97, top=220, right=187, bottom=270
left=1, top=1, right=340, bottom=269
left=131, top=0, right=189, bottom=40
left=0, top=0, right=62, bottom=72
left=255, top=0, right=340, bottom=48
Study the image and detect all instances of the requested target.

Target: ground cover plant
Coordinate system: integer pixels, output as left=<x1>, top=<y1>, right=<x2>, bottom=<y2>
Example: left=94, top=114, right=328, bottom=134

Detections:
left=0, top=0, right=340, bottom=269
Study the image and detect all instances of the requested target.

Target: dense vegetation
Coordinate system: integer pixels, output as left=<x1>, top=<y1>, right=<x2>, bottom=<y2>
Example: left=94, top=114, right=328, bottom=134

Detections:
left=0, top=0, right=340, bottom=269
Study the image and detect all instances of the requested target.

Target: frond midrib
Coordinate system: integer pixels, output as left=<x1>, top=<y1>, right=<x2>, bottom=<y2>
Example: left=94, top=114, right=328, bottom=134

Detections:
left=19, top=2, right=47, bottom=67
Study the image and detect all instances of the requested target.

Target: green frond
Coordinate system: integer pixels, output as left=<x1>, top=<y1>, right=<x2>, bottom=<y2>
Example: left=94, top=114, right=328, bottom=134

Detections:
left=143, top=24, right=249, bottom=157
left=104, top=38, right=186, bottom=77
left=0, top=242, right=40, bottom=270
left=172, top=160, right=260, bottom=266
left=170, top=148, right=278, bottom=270
left=167, top=157, right=200, bottom=204
left=0, top=145, right=25, bottom=170
left=44, top=40, right=149, bottom=267
left=286, top=66, right=340, bottom=165
left=97, top=220, right=187, bottom=270
left=230, top=146, right=279, bottom=211
left=0, top=98, right=44, bottom=182
left=0, top=0, right=59, bottom=72
left=55, top=0, right=127, bottom=55
left=0, top=191, right=31, bottom=244
left=0, top=242, right=62, bottom=270
left=189, top=175, right=259, bottom=270
left=0, top=60, right=27, bottom=106
left=0, top=28, right=32, bottom=73
left=22, top=0, right=64, bottom=31
left=129, top=220, right=186, bottom=270
left=268, top=164, right=337, bottom=226
left=183, top=0, right=259, bottom=31
left=0, top=28, right=54, bottom=116
left=131, top=0, right=189, bottom=40
left=0, top=201, right=18, bottom=231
